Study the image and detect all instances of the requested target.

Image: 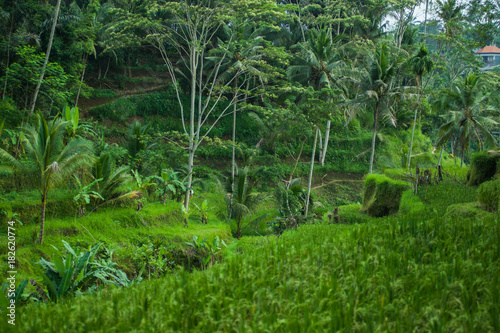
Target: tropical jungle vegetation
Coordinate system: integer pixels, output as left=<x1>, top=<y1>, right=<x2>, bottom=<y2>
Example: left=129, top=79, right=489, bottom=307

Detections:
left=0, top=0, right=499, bottom=331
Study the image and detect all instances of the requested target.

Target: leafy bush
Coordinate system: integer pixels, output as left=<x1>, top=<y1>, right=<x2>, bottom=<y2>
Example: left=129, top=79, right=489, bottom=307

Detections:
left=477, top=179, right=500, bottom=212
left=131, top=239, right=178, bottom=279
left=34, top=241, right=137, bottom=303
left=253, top=165, right=287, bottom=187
left=185, top=235, right=227, bottom=269
left=361, top=174, right=410, bottom=217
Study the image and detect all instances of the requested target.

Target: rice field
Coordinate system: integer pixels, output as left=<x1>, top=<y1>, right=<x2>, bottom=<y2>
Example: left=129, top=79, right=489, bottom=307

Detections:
left=4, top=206, right=499, bottom=332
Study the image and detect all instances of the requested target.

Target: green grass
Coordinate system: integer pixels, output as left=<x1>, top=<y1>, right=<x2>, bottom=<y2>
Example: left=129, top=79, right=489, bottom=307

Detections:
left=0, top=201, right=231, bottom=283
left=4, top=211, right=499, bottom=332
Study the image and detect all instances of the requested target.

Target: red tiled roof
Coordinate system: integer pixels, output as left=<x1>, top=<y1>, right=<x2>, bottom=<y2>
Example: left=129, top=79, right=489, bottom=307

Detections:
left=476, top=46, right=500, bottom=54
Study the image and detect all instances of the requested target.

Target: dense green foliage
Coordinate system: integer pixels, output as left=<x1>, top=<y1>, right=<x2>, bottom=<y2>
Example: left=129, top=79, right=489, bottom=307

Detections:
left=1, top=0, right=500, bottom=330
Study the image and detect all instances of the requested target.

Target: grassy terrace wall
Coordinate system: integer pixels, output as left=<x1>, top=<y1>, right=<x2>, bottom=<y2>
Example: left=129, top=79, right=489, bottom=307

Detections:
left=478, top=179, right=500, bottom=213
left=361, top=174, right=410, bottom=217
left=466, top=151, right=500, bottom=186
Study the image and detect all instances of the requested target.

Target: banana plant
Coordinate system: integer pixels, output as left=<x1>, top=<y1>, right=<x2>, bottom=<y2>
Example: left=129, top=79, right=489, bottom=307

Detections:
left=181, top=203, right=191, bottom=227
left=153, top=169, right=185, bottom=204
left=36, top=244, right=93, bottom=303
left=73, top=175, right=104, bottom=216
left=35, top=241, right=135, bottom=302
left=0, top=280, right=29, bottom=309
left=186, top=235, right=227, bottom=268
left=62, top=105, right=95, bottom=139
left=131, top=169, right=156, bottom=211
left=63, top=105, right=79, bottom=138
left=193, top=199, right=212, bottom=224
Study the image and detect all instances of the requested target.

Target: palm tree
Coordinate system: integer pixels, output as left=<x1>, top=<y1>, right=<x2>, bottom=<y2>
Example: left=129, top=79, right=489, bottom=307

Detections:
left=407, top=45, right=434, bottom=170
left=436, top=0, right=465, bottom=38
left=224, top=166, right=268, bottom=239
left=92, top=154, right=132, bottom=204
left=437, top=72, right=498, bottom=167
left=0, top=112, right=93, bottom=244
left=348, top=42, right=404, bottom=174
left=287, top=28, right=347, bottom=166
left=29, top=0, right=62, bottom=114
left=209, top=25, right=268, bottom=217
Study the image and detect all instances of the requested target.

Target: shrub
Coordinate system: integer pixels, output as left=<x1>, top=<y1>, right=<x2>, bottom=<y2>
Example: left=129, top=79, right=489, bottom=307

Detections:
left=33, top=241, right=137, bottom=303
left=360, top=174, right=410, bottom=217
left=477, top=179, right=500, bottom=212
left=466, top=151, right=499, bottom=186
left=445, top=202, right=494, bottom=221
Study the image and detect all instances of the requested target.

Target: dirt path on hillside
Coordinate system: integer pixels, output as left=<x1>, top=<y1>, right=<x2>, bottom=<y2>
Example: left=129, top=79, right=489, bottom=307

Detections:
left=312, top=178, right=364, bottom=189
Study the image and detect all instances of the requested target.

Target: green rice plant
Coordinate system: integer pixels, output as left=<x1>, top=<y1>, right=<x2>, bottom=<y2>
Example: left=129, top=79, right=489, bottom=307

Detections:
left=6, top=211, right=498, bottom=332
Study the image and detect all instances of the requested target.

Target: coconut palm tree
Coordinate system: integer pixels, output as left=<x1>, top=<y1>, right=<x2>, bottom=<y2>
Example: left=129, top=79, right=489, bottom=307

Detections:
left=208, top=24, right=268, bottom=217
left=436, top=0, right=465, bottom=38
left=224, top=166, right=268, bottom=239
left=347, top=42, right=405, bottom=174
left=407, top=45, right=434, bottom=170
left=287, top=28, right=348, bottom=166
left=29, top=0, right=61, bottom=114
left=0, top=112, right=93, bottom=244
left=437, top=72, right=498, bottom=167
left=92, top=153, right=132, bottom=204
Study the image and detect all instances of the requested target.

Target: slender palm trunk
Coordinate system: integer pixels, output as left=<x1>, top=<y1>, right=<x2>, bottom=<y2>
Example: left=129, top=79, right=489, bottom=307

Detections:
left=424, top=0, right=429, bottom=37
left=408, top=78, right=421, bottom=171
left=39, top=188, right=48, bottom=244
left=30, top=0, right=61, bottom=115
left=318, top=129, right=323, bottom=163
left=320, top=119, right=331, bottom=166
left=369, top=104, right=379, bottom=174
left=2, top=16, right=13, bottom=99
left=289, top=139, right=306, bottom=184
left=229, top=79, right=238, bottom=218
left=305, top=128, right=318, bottom=217
left=438, top=146, right=444, bottom=166
left=74, top=55, right=88, bottom=107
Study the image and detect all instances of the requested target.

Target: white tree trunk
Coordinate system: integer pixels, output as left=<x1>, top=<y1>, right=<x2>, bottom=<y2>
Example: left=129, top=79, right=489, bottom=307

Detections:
left=320, top=119, right=331, bottom=166
left=438, top=146, right=444, bottom=166
left=30, top=0, right=61, bottom=114
left=318, top=128, right=323, bottom=163
left=407, top=79, right=421, bottom=171
left=369, top=105, right=379, bottom=174
left=305, top=128, right=318, bottom=217
left=184, top=49, right=198, bottom=212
